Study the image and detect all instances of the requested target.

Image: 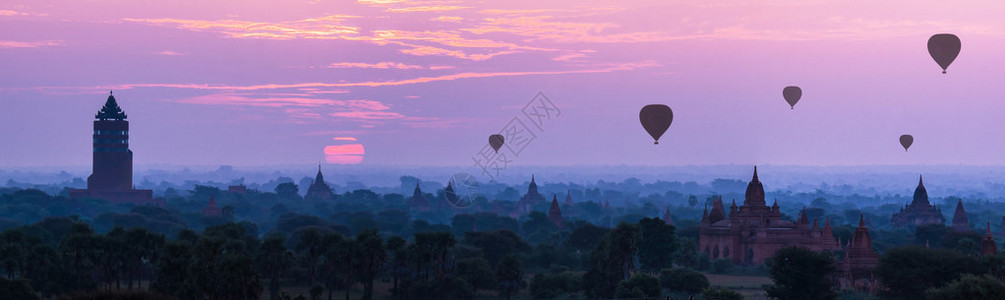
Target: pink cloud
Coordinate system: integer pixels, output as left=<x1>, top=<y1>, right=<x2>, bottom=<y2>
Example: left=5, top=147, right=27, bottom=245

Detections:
left=174, top=93, right=338, bottom=107
left=154, top=51, right=183, bottom=56
left=0, top=40, right=62, bottom=49
left=328, top=61, right=424, bottom=69
left=330, top=111, right=404, bottom=120
left=22, top=61, right=657, bottom=95
left=332, top=137, right=358, bottom=141
left=388, top=6, right=470, bottom=13
left=431, top=16, right=463, bottom=23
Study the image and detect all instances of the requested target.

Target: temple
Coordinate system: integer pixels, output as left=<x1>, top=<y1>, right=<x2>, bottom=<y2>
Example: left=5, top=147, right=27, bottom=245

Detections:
left=982, top=222, right=998, bottom=256
left=950, top=199, right=970, bottom=232
left=518, top=175, right=546, bottom=212
left=564, top=190, right=574, bottom=206
left=838, top=215, right=880, bottom=292
left=890, top=176, right=944, bottom=228
left=407, top=183, right=429, bottom=211
left=699, top=167, right=839, bottom=265
left=203, top=195, right=222, bottom=217
left=548, top=194, right=563, bottom=227
left=304, top=166, right=333, bottom=201
left=69, top=92, right=157, bottom=205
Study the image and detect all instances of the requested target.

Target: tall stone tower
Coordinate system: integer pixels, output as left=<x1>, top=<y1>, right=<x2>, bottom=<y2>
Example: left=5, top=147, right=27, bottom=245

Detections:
left=89, top=91, right=133, bottom=190
left=69, top=92, right=156, bottom=205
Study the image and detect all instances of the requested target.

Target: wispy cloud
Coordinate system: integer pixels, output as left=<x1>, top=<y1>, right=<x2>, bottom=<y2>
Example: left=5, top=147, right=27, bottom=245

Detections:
left=22, top=61, right=657, bottom=95
left=463, top=16, right=670, bottom=43
left=330, top=111, right=404, bottom=120
left=154, top=50, right=183, bottom=56
left=0, top=40, right=62, bottom=49
left=174, top=93, right=338, bottom=107
left=332, top=137, right=358, bottom=141
left=328, top=61, right=424, bottom=69
left=123, top=16, right=361, bottom=40
left=388, top=6, right=470, bottom=13
left=431, top=16, right=463, bottom=23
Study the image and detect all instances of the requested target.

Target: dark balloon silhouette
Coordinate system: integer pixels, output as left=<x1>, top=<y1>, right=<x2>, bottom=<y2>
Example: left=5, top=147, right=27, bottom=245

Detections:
left=928, top=34, right=961, bottom=74
left=639, top=104, right=673, bottom=145
left=900, top=134, right=913, bottom=151
left=489, top=134, right=504, bottom=152
left=782, top=86, right=802, bottom=109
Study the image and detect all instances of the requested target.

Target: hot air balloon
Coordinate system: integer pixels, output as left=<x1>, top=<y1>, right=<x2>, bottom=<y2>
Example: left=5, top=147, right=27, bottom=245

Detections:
left=782, top=86, right=801, bottom=109
left=639, top=104, right=673, bottom=145
left=900, top=134, right=913, bottom=151
left=489, top=134, right=504, bottom=153
left=928, top=34, right=961, bottom=74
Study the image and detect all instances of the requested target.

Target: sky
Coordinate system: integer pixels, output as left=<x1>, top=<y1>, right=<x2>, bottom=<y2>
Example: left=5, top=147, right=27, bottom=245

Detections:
left=2, top=0, right=1005, bottom=171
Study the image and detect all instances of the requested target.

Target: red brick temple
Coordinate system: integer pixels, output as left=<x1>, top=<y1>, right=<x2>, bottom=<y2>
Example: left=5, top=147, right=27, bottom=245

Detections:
left=699, top=167, right=840, bottom=265
left=838, top=215, right=880, bottom=292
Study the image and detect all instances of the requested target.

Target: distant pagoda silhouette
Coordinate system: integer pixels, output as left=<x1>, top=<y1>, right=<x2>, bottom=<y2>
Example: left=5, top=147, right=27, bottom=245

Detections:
left=890, top=175, right=944, bottom=229
left=69, top=92, right=158, bottom=205
left=305, top=165, right=333, bottom=201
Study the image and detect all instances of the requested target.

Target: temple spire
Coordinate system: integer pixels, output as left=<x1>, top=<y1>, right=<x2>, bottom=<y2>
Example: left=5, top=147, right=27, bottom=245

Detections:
left=753, top=165, right=759, bottom=181
left=859, top=214, right=865, bottom=227
left=96, top=91, right=128, bottom=121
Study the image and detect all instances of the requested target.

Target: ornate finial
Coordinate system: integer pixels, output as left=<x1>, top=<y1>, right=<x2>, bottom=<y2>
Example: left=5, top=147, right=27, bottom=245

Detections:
left=919, top=174, right=924, bottom=186
left=753, top=166, right=758, bottom=181
left=859, top=213, right=865, bottom=227
left=96, top=92, right=127, bottom=121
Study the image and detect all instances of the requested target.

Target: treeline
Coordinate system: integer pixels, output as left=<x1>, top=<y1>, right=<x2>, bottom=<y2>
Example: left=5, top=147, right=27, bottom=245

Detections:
left=0, top=214, right=744, bottom=300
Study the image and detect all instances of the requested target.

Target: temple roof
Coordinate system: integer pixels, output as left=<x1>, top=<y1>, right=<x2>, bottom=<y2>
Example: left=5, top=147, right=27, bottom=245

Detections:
left=912, top=175, right=930, bottom=206
left=952, top=198, right=969, bottom=229
left=708, top=196, right=726, bottom=223
left=96, top=91, right=127, bottom=121
left=744, top=166, right=766, bottom=207
left=314, top=165, right=325, bottom=184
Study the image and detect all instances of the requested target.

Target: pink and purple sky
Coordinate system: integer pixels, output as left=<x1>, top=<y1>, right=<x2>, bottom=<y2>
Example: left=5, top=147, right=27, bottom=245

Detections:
left=2, top=0, right=1005, bottom=167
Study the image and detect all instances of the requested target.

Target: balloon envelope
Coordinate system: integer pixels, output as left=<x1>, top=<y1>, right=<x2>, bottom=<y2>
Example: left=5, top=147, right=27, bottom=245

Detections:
left=900, top=134, right=913, bottom=151
left=928, top=34, right=961, bottom=74
left=782, top=86, right=802, bottom=109
left=639, top=104, right=673, bottom=144
left=489, top=134, right=504, bottom=152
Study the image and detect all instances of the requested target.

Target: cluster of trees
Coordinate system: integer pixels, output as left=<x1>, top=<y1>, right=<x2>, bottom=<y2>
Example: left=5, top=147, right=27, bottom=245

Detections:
left=0, top=212, right=744, bottom=300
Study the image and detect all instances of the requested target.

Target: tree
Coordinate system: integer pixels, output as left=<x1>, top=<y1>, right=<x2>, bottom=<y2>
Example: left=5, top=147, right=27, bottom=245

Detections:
left=457, top=258, right=495, bottom=293
left=614, top=273, right=660, bottom=298
left=875, top=246, right=981, bottom=299
left=582, top=222, right=639, bottom=299
left=495, top=254, right=525, bottom=300
left=275, top=182, right=300, bottom=200
left=764, top=246, right=836, bottom=300
left=354, top=230, right=385, bottom=300
left=530, top=272, right=581, bottom=299
left=660, top=267, right=709, bottom=296
left=703, top=287, right=744, bottom=300
left=926, top=274, right=1005, bottom=300
left=564, top=223, right=609, bottom=252
left=637, top=217, right=677, bottom=273
left=0, top=277, right=39, bottom=300
left=258, top=234, right=293, bottom=300
left=463, top=230, right=531, bottom=265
